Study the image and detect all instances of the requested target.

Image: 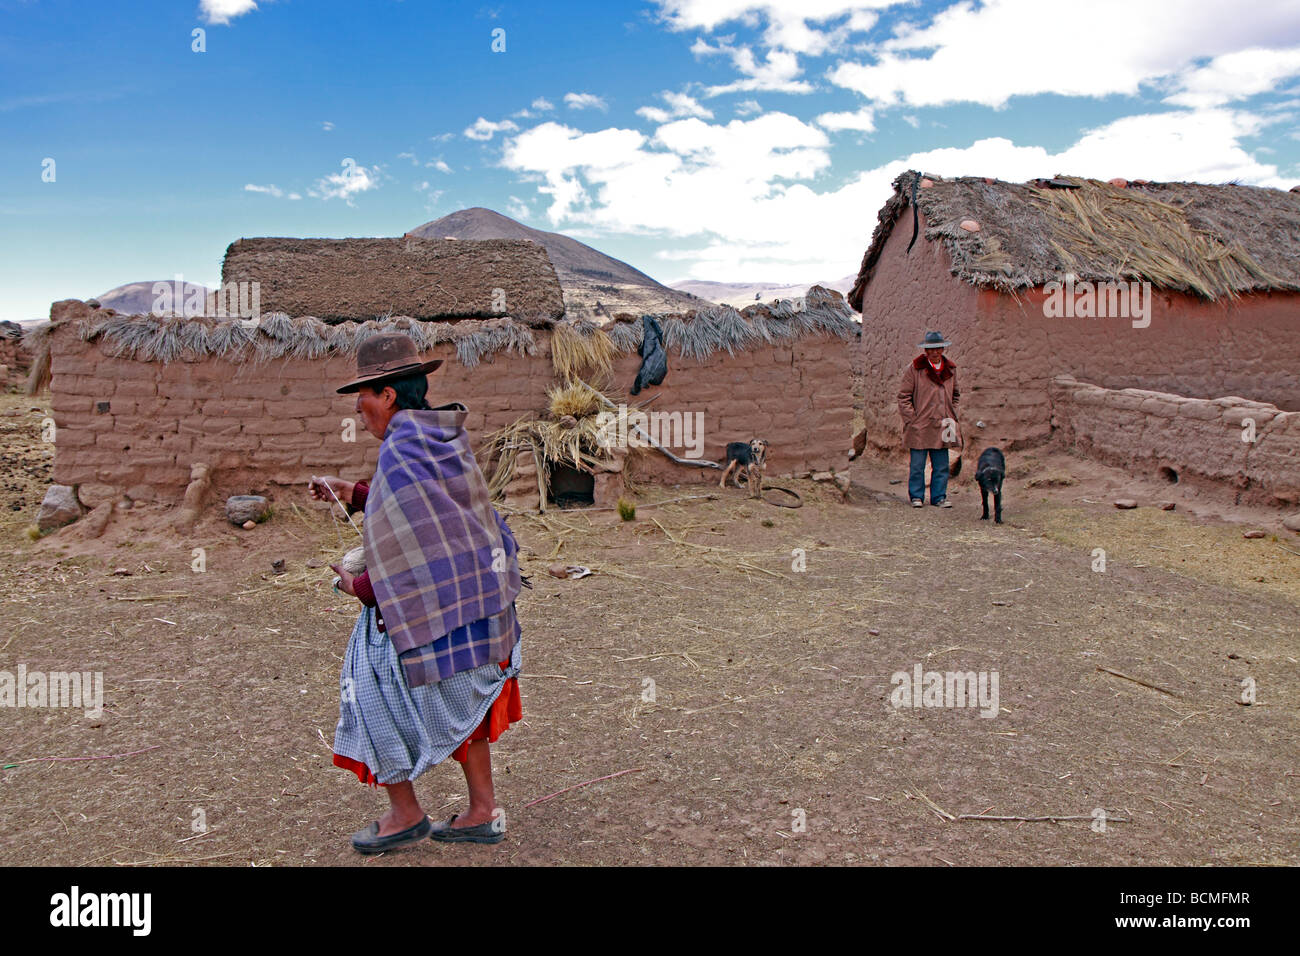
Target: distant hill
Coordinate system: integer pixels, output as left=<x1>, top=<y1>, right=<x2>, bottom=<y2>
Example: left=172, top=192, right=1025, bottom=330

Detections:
left=670, top=276, right=857, bottom=309
left=408, top=208, right=705, bottom=318
left=93, top=281, right=214, bottom=316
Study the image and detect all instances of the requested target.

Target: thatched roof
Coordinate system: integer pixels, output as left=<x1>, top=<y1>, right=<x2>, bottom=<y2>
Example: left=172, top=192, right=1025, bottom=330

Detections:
left=603, top=285, right=859, bottom=358
left=23, top=285, right=856, bottom=389
left=848, top=170, right=1300, bottom=310
left=221, top=237, right=565, bottom=325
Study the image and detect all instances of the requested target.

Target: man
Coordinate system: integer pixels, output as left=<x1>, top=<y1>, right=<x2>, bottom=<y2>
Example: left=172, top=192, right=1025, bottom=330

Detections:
left=309, top=333, right=523, bottom=853
left=897, top=331, right=961, bottom=509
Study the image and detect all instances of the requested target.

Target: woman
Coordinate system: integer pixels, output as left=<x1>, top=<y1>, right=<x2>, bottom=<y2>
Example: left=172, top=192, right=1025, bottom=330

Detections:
left=309, top=333, right=523, bottom=854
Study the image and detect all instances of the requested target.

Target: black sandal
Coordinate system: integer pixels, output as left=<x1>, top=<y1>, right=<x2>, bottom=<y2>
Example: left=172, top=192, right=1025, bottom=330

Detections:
left=429, top=813, right=506, bottom=844
left=350, top=815, right=432, bottom=854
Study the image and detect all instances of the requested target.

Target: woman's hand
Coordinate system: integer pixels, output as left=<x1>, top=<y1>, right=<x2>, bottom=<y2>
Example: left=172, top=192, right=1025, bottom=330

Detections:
left=330, top=564, right=358, bottom=597
left=310, top=476, right=355, bottom=506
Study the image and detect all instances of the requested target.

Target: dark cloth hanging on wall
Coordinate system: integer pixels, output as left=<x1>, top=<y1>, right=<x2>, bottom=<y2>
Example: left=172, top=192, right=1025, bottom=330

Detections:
left=630, top=314, right=667, bottom=395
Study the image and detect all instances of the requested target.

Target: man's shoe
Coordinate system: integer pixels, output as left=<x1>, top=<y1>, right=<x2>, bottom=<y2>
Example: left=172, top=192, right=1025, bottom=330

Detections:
left=911, top=499, right=924, bottom=508
left=935, top=499, right=953, bottom=508
left=429, top=813, right=505, bottom=844
left=350, top=815, right=431, bottom=854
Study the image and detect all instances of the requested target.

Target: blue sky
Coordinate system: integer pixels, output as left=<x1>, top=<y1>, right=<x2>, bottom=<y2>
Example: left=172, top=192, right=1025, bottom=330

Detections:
left=3, top=0, right=1299, bottom=321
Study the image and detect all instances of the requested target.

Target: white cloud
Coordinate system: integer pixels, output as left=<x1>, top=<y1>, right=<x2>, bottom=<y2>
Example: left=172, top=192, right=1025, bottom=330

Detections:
left=321, top=120, right=334, bottom=132
left=288, top=192, right=301, bottom=200
left=502, top=106, right=1292, bottom=281
left=427, top=159, right=453, bottom=173
left=657, top=1, right=887, bottom=55
left=503, top=112, right=831, bottom=229
left=506, top=195, right=531, bottom=218
left=244, top=183, right=283, bottom=197
left=397, top=151, right=418, bottom=165
left=734, top=99, right=763, bottom=115
left=816, top=106, right=874, bottom=132
left=309, top=162, right=380, bottom=204
left=829, top=0, right=1300, bottom=109
left=1166, top=46, right=1300, bottom=108
left=200, top=0, right=259, bottom=25
left=901, top=114, right=919, bottom=128
left=464, top=117, right=520, bottom=140
left=637, top=90, right=715, bottom=123
left=532, top=97, right=555, bottom=111
left=692, top=37, right=813, bottom=95
left=565, top=92, right=609, bottom=111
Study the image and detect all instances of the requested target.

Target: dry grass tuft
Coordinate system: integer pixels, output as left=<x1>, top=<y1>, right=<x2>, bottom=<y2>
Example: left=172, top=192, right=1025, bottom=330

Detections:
left=551, top=322, right=617, bottom=380
left=547, top=379, right=605, bottom=419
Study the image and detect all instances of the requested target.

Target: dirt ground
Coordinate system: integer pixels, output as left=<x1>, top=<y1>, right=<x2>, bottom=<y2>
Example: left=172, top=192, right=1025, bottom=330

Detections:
left=1, top=387, right=1297, bottom=867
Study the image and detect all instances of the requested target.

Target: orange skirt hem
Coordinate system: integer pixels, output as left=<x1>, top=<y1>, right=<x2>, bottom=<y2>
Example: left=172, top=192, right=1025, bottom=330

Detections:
left=333, top=668, right=521, bottom=785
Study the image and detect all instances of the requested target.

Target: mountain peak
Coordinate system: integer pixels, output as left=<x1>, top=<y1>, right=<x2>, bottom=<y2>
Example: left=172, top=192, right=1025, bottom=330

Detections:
left=409, top=208, right=702, bottom=317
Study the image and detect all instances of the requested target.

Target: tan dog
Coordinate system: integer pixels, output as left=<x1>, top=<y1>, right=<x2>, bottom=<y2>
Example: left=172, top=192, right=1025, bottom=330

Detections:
left=720, top=439, right=769, bottom=499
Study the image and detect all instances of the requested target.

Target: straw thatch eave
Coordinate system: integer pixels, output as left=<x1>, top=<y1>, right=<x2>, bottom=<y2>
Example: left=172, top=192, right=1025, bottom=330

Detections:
left=24, top=310, right=539, bottom=380
left=848, top=171, right=1300, bottom=310
left=23, top=285, right=857, bottom=394
left=221, top=236, right=565, bottom=325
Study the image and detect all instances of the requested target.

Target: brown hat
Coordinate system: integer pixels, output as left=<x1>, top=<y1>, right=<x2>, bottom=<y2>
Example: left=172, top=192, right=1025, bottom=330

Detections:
left=336, top=333, right=444, bottom=394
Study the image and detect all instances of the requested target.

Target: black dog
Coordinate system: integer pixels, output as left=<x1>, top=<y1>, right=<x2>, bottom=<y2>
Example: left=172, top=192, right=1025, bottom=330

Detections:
left=975, top=447, right=1005, bottom=524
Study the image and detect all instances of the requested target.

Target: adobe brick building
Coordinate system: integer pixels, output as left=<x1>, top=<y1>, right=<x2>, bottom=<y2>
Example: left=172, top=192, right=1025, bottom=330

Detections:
left=848, top=171, right=1300, bottom=504
left=28, top=237, right=857, bottom=511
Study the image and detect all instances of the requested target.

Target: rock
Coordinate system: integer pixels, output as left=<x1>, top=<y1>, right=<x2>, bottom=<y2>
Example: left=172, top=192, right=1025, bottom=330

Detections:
left=959, top=219, right=980, bottom=232
left=173, top=462, right=212, bottom=533
left=1108, top=177, right=1128, bottom=188
left=38, top=485, right=83, bottom=531
left=1159, top=501, right=1176, bottom=511
left=306, top=558, right=325, bottom=569
left=919, top=178, right=935, bottom=188
left=111, top=567, right=131, bottom=576
left=547, top=562, right=568, bottom=579
left=1242, top=530, right=1266, bottom=539
left=77, top=483, right=122, bottom=509
left=812, top=471, right=835, bottom=482
left=1113, top=499, right=1138, bottom=509
left=271, top=558, right=286, bottom=574
left=242, top=520, right=256, bottom=530
left=226, top=495, right=269, bottom=526
left=868, top=628, right=880, bottom=636
left=1283, top=514, right=1300, bottom=533
left=80, top=502, right=113, bottom=539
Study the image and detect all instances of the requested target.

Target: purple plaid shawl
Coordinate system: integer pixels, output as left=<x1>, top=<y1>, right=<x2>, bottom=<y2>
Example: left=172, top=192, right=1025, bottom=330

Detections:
left=362, top=405, right=522, bottom=687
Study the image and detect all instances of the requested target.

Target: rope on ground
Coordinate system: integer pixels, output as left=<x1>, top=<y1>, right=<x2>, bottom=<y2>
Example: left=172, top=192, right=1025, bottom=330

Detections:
left=762, top=486, right=802, bottom=508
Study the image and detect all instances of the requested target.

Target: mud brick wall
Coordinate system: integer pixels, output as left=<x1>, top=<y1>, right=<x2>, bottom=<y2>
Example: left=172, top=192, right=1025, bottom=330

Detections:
left=1049, top=376, right=1300, bottom=506
left=44, top=312, right=854, bottom=507
left=854, top=209, right=1300, bottom=460
left=0, top=335, right=28, bottom=373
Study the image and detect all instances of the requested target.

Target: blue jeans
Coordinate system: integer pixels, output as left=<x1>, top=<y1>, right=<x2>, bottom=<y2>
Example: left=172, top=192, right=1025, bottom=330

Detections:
left=909, top=448, right=949, bottom=504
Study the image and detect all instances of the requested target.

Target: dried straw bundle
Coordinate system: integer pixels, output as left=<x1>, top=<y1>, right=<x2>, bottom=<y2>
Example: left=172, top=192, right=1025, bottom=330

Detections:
left=551, top=320, right=618, bottom=380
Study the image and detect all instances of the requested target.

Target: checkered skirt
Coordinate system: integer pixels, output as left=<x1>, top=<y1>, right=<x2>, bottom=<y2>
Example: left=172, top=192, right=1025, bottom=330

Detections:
left=332, top=604, right=522, bottom=786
